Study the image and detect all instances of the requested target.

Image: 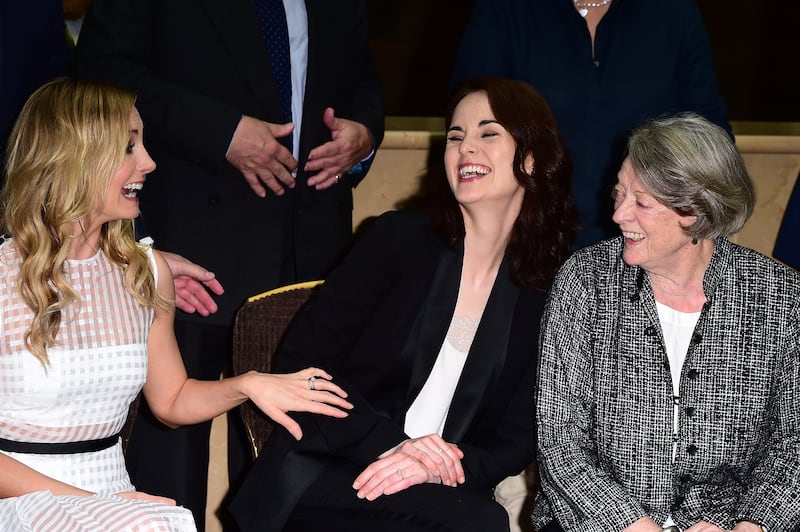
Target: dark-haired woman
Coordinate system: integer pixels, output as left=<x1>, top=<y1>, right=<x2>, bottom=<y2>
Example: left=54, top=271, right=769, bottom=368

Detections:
left=230, top=76, right=577, bottom=531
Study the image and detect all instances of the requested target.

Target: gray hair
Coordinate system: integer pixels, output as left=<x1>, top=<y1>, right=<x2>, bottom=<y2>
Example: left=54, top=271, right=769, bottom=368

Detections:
left=626, top=112, right=754, bottom=239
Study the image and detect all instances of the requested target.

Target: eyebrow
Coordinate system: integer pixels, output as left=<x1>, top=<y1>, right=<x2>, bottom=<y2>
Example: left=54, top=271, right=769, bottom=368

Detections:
left=446, top=119, right=500, bottom=133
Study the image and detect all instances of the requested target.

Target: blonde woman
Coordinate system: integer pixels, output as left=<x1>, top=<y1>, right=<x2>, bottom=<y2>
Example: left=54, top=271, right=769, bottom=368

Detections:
left=0, top=78, right=351, bottom=531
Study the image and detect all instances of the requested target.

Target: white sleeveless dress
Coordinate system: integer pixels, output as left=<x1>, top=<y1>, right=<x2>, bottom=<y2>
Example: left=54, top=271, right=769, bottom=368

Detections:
left=0, top=239, right=196, bottom=531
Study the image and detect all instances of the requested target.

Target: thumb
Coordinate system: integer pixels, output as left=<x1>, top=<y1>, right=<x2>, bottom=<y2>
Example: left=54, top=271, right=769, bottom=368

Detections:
left=322, top=107, right=339, bottom=131
left=268, top=121, right=295, bottom=138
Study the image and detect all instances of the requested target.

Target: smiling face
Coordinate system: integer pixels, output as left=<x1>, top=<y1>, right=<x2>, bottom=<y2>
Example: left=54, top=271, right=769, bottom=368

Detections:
left=96, top=108, right=155, bottom=224
left=612, top=158, right=698, bottom=274
left=444, top=91, right=527, bottom=213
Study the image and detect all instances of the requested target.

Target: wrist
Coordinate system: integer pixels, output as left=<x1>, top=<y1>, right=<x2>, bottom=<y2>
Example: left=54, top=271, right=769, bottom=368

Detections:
left=235, top=371, right=260, bottom=402
left=623, top=518, right=661, bottom=532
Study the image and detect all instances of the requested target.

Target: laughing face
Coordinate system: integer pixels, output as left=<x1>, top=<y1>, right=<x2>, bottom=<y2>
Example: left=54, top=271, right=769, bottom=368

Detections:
left=612, top=158, right=697, bottom=274
left=444, top=91, right=526, bottom=211
left=97, top=108, right=155, bottom=224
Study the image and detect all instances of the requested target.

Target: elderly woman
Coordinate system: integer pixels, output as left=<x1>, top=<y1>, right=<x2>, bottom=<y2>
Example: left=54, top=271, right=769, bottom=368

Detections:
left=533, top=113, right=800, bottom=532
left=230, top=77, right=577, bottom=531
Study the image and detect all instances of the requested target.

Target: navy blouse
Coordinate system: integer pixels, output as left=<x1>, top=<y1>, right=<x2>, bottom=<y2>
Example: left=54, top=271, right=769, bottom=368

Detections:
left=452, top=0, right=731, bottom=247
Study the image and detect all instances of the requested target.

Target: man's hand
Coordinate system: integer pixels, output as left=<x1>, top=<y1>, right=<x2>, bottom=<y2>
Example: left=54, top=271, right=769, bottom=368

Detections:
left=305, top=107, right=372, bottom=190
left=226, top=115, right=298, bottom=197
left=160, top=251, right=224, bottom=316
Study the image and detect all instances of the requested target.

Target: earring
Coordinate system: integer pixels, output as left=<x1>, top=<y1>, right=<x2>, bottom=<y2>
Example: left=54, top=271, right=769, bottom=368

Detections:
left=691, top=237, right=698, bottom=245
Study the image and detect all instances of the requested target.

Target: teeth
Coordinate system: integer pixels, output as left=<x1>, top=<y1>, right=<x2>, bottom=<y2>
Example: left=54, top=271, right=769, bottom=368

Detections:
left=623, top=231, right=645, bottom=241
left=122, top=182, right=143, bottom=199
left=459, top=165, right=490, bottom=179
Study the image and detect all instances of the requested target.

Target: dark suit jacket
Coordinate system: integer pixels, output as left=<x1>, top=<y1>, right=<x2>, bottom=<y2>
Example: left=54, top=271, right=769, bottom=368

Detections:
left=774, top=172, right=800, bottom=270
left=230, top=210, right=545, bottom=531
left=0, top=0, right=67, bottom=163
left=76, top=0, right=384, bottom=325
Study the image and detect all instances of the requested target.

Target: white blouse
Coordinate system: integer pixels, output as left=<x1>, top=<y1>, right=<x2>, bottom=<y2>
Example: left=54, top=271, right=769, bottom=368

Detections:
left=404, top=315, right=479, bottom=438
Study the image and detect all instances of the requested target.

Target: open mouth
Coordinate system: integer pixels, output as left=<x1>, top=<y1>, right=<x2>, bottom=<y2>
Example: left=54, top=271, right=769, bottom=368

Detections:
left=458, top=164, right=490, bottom=181
left=622, top=231, right=645, bottom=242
left=122, top=182, right=143, bottom=199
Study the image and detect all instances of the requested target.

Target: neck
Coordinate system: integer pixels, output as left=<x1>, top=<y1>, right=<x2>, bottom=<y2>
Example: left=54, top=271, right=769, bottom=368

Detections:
left=460, top=204, right=517, bottom=284
left=646, top=239, right=714, bottom=297
left=68, top=222, right=102, bottom=260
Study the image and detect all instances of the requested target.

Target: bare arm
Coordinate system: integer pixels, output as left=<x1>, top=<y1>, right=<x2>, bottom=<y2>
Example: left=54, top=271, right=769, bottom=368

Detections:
left=0, top=452, right=92, bottom=498
left=0, top=452, right=175, bottom=504
left=142, top=251, right=353, bottom=438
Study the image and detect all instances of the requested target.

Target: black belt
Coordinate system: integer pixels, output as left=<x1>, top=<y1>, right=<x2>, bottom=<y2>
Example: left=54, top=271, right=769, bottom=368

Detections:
left=0, top=433, right=121, bottom=454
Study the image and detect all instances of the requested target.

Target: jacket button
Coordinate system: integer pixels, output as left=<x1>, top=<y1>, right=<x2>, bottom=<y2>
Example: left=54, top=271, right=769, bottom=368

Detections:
left=685, top=407, right=695, bottom=417
left=207, top=194, right=221, bottom=205
left=644, top=326, right=657, bottom=336
left=679, top=474, right=692, bottom=483
left=687, top=444, right=698, bottom=456
left=687, top=369, right=699, bottom=379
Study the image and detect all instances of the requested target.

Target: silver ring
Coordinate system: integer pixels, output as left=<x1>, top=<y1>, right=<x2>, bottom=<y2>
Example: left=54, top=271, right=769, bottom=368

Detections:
left=334, top=174, right=341, bottom=183
left=397, top=468, right=404, bottom=479
left=436, top=447, right=445, bottom=455
left=307, top=376, right=316, bottom=390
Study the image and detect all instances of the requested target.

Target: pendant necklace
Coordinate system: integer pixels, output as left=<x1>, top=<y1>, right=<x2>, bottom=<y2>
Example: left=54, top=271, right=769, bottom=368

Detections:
left=574, top=0, right=611, bottom=17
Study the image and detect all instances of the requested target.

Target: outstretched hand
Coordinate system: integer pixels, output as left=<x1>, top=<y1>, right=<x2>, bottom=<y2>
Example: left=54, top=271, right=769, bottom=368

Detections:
left=305, top=107, right=372, bottom=189
left=352, top=434, right=464, bottom=501
left=244, top=367, right=352, bottom=440
left=160, top=251, right=224, bottom=316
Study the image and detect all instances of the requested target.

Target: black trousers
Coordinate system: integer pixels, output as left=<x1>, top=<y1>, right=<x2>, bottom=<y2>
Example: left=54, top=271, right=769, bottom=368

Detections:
left=125, top=320, right=250, bottom=531
left=282, top=464, right=511, bottom=532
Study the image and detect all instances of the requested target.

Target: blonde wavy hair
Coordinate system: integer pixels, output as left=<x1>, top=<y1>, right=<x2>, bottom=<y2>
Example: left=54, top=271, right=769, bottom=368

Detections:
left=1, top=78, right=166, bottom=367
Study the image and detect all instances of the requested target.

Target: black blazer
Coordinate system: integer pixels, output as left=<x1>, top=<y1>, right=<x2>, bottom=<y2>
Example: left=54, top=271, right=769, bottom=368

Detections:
left=76, top=0, right=384, bottom=324
left=230, top=210, right=545, bottom=531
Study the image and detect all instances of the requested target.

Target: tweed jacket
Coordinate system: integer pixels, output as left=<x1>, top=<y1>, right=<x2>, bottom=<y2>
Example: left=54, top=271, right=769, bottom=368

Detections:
left=532, top=237, right=800, bottom=531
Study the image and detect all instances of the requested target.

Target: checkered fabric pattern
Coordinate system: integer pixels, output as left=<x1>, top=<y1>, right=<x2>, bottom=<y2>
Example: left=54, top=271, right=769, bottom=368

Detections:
left=0, top=240, right=195, bottom=529
left=532, top=237, right=800, bottom=532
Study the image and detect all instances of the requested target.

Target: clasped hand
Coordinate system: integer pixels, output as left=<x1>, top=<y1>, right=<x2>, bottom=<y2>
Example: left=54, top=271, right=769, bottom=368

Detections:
left=352, top=434, right=464, bottom=501
left=627, top=518, right=763, bottom=532
left=226, top=108, right=372, bottom=196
